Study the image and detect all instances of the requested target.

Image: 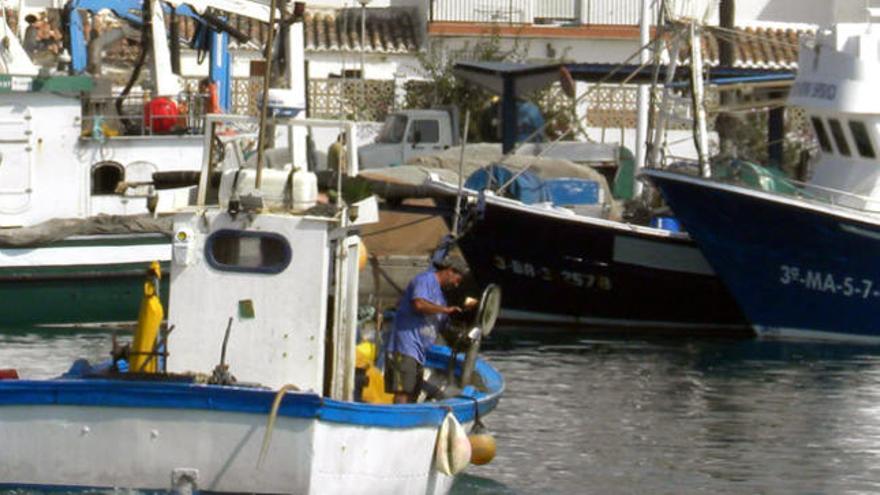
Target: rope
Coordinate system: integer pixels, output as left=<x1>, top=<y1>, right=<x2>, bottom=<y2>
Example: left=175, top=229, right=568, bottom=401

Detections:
left=257, top=383, right=301, bottom=469
left=360, top=214, right=439, bottom=238
left=369, top=255, right=405, bottom=296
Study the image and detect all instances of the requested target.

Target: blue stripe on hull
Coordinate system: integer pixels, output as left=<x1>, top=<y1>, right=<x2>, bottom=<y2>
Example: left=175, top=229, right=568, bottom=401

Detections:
left=0, top=346, right=503, bottom=428
left=649, top=172, right=880, bottom=341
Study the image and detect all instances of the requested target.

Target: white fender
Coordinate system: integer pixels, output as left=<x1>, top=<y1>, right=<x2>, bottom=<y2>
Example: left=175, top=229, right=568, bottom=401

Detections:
left=434, top=412, right=472, bottom=476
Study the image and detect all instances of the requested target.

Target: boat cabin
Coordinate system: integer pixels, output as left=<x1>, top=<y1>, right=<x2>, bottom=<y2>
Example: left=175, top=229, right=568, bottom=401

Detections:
left=789, top=21, right=880, bottom=211
left=166, top=114, right=374, bottom=399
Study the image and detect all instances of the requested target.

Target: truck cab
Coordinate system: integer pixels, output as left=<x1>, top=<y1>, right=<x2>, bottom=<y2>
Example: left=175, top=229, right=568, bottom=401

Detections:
left=358, top=108, right=460, bottom=169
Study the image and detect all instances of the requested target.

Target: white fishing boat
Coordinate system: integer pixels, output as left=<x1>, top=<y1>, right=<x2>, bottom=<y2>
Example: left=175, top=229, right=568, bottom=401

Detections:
left=0, top=113, right=504, bottom=493
left=0, top=0, right=306, bottom=326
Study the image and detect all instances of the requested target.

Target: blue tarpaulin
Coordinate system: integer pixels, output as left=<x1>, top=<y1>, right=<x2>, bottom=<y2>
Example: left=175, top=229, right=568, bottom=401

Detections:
left=465, top=165, right=549, bottom=205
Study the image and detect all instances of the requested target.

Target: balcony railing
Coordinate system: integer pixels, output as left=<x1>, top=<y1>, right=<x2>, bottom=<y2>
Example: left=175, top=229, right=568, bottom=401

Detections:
left=430, top=0, right=717, bottom=25
left=429, top=0, right=642, bottom=26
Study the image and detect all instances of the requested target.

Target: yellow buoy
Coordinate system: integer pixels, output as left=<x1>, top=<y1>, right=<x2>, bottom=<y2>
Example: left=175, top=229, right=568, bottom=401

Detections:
left=468, top=432, right=497, bottom=465
left=130, top=261, right=164, bottom=373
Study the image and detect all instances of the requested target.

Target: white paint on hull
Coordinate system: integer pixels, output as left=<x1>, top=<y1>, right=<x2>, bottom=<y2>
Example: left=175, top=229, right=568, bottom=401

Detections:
left=0, top=242, right=171, bottom=268
left=755, top=325, right=880, bottom=345
left=0, top=404, right=454, bottom=494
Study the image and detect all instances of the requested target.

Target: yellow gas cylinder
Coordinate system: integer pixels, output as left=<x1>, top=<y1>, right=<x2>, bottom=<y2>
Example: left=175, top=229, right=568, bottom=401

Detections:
left=130, top=261, right=164, bottom=373
left=356, top=341, right=393, bottom=404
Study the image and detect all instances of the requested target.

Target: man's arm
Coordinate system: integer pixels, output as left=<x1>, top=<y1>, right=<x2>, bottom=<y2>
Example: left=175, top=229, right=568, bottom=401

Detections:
left=412, top=297, right=460, bottom=316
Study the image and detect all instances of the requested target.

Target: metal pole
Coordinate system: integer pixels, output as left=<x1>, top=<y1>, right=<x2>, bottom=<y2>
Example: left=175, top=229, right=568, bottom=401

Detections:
left=634, top=0, right=651, bottom=197
left=452, top=110, right=471, bottom=236
left=255, top=0, right=279, bottom=190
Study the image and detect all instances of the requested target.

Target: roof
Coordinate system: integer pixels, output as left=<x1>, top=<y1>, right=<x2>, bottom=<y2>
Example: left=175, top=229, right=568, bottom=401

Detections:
left=304, top=8, right=420, bottom=54
left=688, top=25, right=812, bottom=70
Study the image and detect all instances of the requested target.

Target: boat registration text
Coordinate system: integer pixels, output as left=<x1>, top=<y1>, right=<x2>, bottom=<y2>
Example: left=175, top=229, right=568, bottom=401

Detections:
left=779, top=264, right=878, bottom=298
left=493, top=255, right=612, bottom=291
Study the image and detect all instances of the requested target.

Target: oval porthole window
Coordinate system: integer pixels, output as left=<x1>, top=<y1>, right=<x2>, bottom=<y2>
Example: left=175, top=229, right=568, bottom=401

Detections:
left=205, top=229, right=292, bottom=274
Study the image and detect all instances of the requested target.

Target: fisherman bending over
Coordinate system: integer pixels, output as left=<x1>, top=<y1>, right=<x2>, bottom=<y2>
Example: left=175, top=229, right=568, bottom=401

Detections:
left=385, top=257, right=472, bottom=404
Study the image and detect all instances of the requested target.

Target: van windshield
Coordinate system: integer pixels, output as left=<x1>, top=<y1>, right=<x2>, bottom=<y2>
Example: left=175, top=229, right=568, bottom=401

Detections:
left=376, top=115, right=408, bottom=143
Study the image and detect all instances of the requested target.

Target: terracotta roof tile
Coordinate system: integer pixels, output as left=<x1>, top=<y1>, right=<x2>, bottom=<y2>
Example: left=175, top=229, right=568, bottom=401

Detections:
left=304, top=8, right=419, bottom=54
left=681, top=25, right=813, bottom=70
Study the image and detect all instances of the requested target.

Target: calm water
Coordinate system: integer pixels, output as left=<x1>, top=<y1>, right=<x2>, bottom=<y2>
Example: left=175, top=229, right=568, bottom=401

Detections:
left=5, top=328, right=880, bottom=494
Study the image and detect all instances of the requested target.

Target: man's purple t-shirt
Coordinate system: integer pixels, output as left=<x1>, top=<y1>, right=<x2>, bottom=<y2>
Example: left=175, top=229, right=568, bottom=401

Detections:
left=387, top=269, right=447, bottom=364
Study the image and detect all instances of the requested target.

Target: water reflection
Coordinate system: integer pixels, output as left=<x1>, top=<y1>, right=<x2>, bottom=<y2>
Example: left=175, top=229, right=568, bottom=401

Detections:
left=467, top=331, right=880, bottom=494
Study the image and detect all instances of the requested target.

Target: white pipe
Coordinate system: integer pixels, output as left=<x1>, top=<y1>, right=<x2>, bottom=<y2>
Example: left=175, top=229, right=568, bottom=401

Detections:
left=634, top=0, right=652, bottom=197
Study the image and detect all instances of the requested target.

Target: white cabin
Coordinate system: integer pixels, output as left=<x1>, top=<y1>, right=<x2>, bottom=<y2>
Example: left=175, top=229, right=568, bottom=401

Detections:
left=790, top=22, right=880, bottom=211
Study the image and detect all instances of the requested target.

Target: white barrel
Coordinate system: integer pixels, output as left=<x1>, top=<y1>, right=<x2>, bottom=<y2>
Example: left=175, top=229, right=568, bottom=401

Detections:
left=292, top=169, right=318, bottom=210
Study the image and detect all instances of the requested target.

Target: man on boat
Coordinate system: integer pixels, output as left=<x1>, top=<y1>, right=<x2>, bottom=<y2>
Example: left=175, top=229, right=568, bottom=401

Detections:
left=385, top=257, right=471, bottom=404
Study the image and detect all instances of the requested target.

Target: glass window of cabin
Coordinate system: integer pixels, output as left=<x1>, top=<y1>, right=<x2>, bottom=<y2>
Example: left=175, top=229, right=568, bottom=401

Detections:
left=810, top=117, right=833, bottom=153
left=91, top=161, right=125, bottom=195
left=828, top=118, right=851, bottom=156
left=206, top=230, right=292, bottom=274
left=848, top=121, right=876, bottom=158
left=408, top=120, right=440, bottom=144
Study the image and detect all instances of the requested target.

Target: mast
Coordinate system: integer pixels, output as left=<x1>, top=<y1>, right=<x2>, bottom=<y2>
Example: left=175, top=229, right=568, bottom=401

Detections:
left=634, top=0, right=652, bottom=197
left=689, top=21, right=710, bottom=177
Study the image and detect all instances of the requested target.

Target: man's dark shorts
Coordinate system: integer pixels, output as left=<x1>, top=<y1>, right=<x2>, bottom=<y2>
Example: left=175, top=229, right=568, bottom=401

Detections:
left=384, top=352, right=423, bottom=395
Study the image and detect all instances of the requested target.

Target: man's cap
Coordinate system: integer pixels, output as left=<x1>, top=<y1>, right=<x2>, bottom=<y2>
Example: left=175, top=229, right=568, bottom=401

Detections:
left=433, top=256, right=469, bottom=275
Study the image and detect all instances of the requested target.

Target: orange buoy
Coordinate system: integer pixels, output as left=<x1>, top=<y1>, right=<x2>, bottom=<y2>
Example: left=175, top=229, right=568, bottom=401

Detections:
left=468, top=432, right=497, bottom=465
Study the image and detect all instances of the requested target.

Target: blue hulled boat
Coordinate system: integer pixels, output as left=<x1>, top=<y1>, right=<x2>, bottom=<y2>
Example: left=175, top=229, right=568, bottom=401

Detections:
left=645, top=19, right=880, bottom=343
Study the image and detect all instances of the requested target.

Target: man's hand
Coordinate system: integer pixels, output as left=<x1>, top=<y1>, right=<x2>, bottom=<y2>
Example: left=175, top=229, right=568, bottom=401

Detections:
left=445, top=306, right=462, bottom=315
left=464, top=297, right=479, bottom=310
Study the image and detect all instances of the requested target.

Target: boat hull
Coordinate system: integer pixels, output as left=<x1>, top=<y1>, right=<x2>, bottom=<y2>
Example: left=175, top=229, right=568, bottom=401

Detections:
left=646, top=170, right=880, bottom=343
left=0, top=235, right=170, bottom=326
left=0, top=348, right=502, bottom=494
left=455, top=195, right=748, bottom=332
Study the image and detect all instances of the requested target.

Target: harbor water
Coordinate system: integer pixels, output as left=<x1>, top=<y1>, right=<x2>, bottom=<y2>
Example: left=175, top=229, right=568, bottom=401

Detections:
left=4, top=328, right=880, bottom=494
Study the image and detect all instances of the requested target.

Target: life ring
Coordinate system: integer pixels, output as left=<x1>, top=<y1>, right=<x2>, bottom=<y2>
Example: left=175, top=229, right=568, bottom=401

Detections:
left=434, top=413, right=472, bottom=476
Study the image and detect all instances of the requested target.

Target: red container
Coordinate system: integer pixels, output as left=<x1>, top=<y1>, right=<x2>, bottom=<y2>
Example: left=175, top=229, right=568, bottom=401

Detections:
left=0, top=369, right=19, bottom=380
left=144, top=97, right=179, bottom=134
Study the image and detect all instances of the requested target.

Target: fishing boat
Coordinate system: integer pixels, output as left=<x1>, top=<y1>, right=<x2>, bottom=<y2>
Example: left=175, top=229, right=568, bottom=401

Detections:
left=644, top=15, right=880, bottom=343
left=427, top=165, right=748, bottom=332
left=0, top=113, right=504, bottom=493
left=0, top=0, right=305, bottom=326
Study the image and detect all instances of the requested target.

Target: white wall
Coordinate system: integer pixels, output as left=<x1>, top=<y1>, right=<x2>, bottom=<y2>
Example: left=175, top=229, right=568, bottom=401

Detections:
left=306, top=53, right=423, bottom=79
left=432, top=36, right=640, bottom=65
left=720, top=0, right=866, bottom=27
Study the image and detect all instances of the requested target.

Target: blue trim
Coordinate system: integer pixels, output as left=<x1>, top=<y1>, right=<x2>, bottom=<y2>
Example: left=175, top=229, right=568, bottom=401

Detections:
left=205, top=229, right=293, bottom=275
left=0, top=347, right=503, bottom=429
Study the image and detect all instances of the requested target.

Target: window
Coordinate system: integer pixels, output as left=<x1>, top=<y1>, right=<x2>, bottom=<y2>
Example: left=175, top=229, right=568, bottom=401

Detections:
left=810, top=117, right=833, bottom=153
left=849, top=121, right=876, bottom=158
left=91, top=161, right=125, bottom=195
left=376, top=114, right=407, bottom=144
left=828, top=119, right=851, bottom=156
left=206, top=230, right=291, bottom=274
left=408, top=120, right=440, bottom=144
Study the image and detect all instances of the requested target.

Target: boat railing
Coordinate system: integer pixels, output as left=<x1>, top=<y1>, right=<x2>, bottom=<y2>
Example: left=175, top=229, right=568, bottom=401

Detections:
left=80, top=90, right=208, bottom=139
left=655, top=161, right=880, bottom=215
